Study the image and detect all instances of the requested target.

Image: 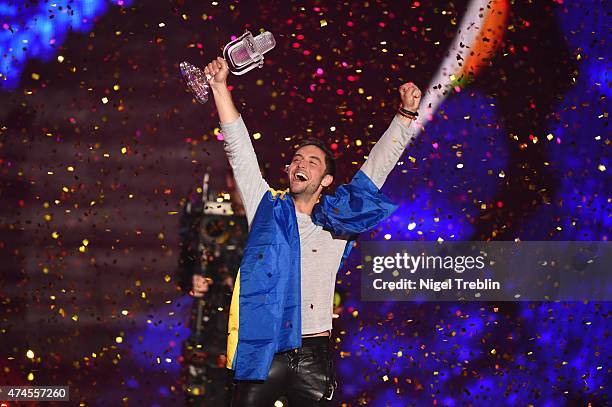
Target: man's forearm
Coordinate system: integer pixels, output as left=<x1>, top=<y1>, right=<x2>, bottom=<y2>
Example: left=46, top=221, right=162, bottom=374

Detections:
left=211, top=84, right=240, bottom=124
left=360, top=114, right=419, bottom=189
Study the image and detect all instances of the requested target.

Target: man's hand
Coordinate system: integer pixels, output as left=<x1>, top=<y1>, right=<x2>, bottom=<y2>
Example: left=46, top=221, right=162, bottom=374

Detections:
left=204, top=56, right=239, bottom=123
left=396, top=82, right=422, bottom=125
left=204, top=57, right=229, bottom=90
left=189, top=274, right=209, bottom=298
left=399, top=82, right=422, bottom=112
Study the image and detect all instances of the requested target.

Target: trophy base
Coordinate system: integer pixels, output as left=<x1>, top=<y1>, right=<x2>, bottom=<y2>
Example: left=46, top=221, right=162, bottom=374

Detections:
left=180, top=61, right=210, bottom=104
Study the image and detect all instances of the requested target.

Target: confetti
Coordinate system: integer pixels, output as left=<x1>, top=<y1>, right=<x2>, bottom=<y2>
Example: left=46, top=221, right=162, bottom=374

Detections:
left=0, top=0, right=608, bottom=406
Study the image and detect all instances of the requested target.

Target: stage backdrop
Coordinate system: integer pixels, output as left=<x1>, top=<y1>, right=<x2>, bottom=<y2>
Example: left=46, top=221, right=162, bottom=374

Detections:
left=1, top=0, right=608, bottom=406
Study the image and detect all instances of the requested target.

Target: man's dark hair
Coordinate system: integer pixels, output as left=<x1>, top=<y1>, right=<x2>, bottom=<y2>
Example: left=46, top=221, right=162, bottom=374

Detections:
left=296, top=138, right=336, bottom=178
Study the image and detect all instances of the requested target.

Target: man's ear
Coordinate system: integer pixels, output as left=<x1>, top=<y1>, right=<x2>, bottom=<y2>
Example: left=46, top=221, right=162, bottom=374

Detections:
left=321, top=174, right=333, bottom=188
left=284, top=164, right=290, bottom=173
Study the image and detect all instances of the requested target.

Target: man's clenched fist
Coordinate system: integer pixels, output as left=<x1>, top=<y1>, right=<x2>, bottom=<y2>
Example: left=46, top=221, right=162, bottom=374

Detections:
left=399, top=82, right=422, bottom=112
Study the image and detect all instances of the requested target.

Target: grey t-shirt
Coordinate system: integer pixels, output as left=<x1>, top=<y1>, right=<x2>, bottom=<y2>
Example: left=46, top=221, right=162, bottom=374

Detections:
left=221, top=115, right=417, bottom=335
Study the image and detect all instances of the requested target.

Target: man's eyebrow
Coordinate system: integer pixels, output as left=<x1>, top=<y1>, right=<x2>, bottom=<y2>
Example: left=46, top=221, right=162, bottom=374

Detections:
left=293, top=152, right=322, bottom=162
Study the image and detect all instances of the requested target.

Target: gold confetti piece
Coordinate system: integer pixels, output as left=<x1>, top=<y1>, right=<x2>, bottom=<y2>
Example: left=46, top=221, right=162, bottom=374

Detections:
left=27, top=372, right=34, bottom=381
left=598, top=164, right=606, bottom=172
left=158, top=22, right=165, bottom=27
left=164, top=275, right=171, bottom=283
left=72, top=315, right=78, bottom=321
left=320, top=19, right=327, bottom=27
left=382, top=375, right=389, bottom=382
left=57, top=55, right=64, bottom=63
left=102, top=97, right=109, bottom=104
left=31, top=73, right=40, bottom=80
left=121, top=147, right=127, bottom=154
left=26, top=350, right=35, bottom=359
left=253, top=132, right=262, bottom=140
left=51, top=231, right=60, bottom=239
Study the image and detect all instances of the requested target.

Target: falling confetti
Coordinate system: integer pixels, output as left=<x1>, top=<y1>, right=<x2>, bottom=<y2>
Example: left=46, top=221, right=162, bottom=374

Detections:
left=0, top=0, right=608, bottom=405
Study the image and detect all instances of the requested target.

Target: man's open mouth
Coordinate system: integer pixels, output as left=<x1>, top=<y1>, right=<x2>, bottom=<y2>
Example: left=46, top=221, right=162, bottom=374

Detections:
left=294, top=172, right=308, bottom=182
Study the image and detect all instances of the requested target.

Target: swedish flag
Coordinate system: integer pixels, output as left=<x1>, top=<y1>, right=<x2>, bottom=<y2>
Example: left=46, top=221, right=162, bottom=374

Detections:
left=227, top=170, right=397, bottom=380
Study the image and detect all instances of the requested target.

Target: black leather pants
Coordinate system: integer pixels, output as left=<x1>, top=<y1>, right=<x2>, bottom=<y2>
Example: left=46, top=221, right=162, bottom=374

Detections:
left=231, top=336, right=337, bottom=406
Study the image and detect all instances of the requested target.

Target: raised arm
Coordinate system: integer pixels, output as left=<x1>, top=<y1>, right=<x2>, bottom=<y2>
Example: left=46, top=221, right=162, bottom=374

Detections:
left=360, top=83, right=422, bottom=189
left=205, top=57, right=269, bottom=225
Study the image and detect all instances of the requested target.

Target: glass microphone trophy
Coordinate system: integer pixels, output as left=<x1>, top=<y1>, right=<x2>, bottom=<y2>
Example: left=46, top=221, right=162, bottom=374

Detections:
left=180, top=30, right=276, bottom=104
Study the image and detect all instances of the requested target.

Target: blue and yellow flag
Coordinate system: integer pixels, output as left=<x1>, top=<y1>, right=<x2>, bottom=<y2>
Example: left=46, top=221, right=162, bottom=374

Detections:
left=227, top=170, right=397, bottom=380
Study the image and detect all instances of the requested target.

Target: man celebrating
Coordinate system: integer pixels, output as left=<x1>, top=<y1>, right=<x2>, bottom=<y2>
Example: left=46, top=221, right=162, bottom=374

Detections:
left=202, top=56, right=422, bottom=406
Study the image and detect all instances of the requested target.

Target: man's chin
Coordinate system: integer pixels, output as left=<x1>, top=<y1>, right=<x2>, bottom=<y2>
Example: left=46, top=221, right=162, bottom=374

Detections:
left=289, top=183, right=308, bottom=195
left=289, top=185, right=303, bottom=194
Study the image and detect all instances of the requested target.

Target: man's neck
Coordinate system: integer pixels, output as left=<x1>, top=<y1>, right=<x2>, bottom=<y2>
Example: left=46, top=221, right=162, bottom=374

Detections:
left=292, top=192, right=320, bottom=215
